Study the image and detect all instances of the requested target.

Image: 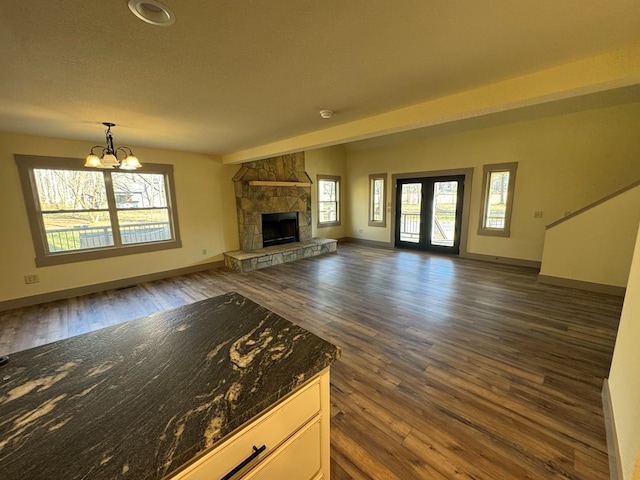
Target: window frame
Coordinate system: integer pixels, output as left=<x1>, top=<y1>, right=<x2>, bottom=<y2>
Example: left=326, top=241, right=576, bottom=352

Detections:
left=368, top=173, right=387, bottom=227
left=316, top=174, right=341, bottom=228
left=477, top=162, right=518, bottom=237
left=15, top=154, right=181, bottom=267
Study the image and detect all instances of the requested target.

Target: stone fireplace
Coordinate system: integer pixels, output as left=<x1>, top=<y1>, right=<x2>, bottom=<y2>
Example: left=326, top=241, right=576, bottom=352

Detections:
left=225, top=152, right=337, bottom=273
left=232, top=152, right=312, bottom=251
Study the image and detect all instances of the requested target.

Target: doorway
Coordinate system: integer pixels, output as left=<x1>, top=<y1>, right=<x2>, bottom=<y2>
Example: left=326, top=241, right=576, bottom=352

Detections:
left=395, top=175, right=465, bottom=254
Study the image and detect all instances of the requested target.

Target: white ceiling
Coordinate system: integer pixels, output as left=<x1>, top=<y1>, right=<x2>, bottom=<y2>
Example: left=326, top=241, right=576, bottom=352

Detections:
left=1, top=1, right=640, bottom=161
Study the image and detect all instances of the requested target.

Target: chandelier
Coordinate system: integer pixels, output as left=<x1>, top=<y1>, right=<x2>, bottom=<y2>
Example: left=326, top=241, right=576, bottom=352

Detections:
left=84, top=122, right=141, bottom=170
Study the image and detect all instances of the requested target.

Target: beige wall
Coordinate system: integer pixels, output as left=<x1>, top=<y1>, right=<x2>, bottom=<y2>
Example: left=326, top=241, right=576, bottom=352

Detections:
left=305, top=145, right=347, bottom=240
left=4, top=102, right=640, bottom=301
left=0, top=132, right=239, bottom=304
left=343, top=102, right=640, bottom=261
left=540, top=185, right=640, bottom=288
left=609, top=221, right=640, bottom=479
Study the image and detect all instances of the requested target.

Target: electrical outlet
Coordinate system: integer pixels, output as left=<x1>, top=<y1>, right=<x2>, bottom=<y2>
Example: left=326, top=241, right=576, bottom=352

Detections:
left=202, top=249, right=207, bottom=256
left=533, top=211, right=543, bottom=218
left=24, top=274, right=39, bottom=284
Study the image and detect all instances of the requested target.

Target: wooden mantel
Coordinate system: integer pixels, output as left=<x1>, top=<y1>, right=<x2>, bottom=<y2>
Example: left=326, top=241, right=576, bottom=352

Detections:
left=248, top=180, right=311, bottom=187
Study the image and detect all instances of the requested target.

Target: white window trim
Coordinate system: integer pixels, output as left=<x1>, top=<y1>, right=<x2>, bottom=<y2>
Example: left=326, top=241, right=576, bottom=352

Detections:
left=15, top=154, right=181, bottom=267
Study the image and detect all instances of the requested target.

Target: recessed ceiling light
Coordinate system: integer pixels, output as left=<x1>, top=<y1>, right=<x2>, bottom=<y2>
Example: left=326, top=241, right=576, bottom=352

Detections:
left=128, top=0, right=175, bottom=26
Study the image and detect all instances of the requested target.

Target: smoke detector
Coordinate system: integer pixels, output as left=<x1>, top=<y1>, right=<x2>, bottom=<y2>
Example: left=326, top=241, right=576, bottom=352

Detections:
left=319, top=110, right=333, bottom=119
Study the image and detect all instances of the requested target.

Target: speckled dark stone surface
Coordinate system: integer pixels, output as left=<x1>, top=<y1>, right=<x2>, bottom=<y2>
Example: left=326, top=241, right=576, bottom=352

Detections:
left=0, top=292, right=339, bottom=480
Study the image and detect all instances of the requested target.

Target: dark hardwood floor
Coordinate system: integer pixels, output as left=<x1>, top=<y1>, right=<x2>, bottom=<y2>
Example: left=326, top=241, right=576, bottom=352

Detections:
left=0, top=244, right=622, bottom=479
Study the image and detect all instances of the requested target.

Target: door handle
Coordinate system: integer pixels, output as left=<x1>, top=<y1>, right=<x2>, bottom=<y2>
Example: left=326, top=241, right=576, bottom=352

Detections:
left=220, top=444, right=266, bottom=480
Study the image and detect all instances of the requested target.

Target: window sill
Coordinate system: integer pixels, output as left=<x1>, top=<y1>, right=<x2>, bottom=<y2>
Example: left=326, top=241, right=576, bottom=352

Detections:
left=35, top=240, right=182, bottom=267
left=477, top=228, right=511, bottom=238
left=317, top=221, right=341, bottom=228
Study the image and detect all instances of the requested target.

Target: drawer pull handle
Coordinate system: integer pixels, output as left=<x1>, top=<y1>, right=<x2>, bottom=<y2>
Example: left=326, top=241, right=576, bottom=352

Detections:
left=220, top=444, right=266, bottom=480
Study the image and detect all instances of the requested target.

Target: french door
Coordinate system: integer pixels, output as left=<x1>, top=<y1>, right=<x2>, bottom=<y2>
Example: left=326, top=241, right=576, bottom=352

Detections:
left=395, top=175, right=465, bottom=254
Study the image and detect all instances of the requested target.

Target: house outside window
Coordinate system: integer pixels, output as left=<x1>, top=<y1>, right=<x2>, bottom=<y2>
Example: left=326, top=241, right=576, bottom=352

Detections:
left=478, top=162, right=517, bottom=237
left=317, top=175, right=340, bottom=227
left=368, top=173, right=386, bottom=227
left=15, top=155, right=181, bottom=266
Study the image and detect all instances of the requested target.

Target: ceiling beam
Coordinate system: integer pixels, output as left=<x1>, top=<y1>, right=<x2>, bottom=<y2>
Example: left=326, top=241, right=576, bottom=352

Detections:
left=222, top=45, right=640, bottom=165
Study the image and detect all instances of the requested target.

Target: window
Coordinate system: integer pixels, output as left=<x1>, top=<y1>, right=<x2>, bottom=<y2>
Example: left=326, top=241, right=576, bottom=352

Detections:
left=368, top=173, right=386, bottom=227
left=15, top=155, right=181, bottom=266
left=317, top=175, right=340, bottom=227
left=478, top=162, right=517, bottom=237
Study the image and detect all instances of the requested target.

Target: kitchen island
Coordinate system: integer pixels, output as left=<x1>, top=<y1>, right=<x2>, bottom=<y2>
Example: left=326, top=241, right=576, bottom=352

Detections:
left=0, top=292, right=339, bottom=479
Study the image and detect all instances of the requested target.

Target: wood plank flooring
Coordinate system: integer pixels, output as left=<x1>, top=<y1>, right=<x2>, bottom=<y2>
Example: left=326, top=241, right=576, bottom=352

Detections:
left=0, top=244, right=622, bottom=479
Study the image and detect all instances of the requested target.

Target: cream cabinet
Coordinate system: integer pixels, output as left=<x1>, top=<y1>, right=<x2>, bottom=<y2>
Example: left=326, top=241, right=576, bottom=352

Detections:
left=170, top=368, right=330, bottom=480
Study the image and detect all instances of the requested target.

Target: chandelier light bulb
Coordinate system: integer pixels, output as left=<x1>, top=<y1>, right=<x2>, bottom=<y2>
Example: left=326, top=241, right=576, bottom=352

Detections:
left=84, top=154, right=102, bottom=168
left=125, top=155, right=141, bottom=169
left=120, top=155, right=141, bottom=170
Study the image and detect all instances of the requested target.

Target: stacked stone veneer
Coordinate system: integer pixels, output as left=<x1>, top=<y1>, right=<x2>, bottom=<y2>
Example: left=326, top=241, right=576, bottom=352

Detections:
left=232, top=152, right=312, bottom=251
left=224, top=238, right=337, bottom=273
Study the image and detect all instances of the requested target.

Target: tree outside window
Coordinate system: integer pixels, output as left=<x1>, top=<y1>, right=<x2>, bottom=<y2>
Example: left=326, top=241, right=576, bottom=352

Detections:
left=478, top=162, right=517, bottom=237
left=317, top=175, right=340, bottom=227
left=16, top=155, right=181, bottom=266
left=368, top=173, right=386, bottom=227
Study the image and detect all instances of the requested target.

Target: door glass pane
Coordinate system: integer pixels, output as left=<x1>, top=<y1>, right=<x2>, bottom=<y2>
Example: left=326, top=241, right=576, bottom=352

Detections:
left=431, top=181, right=458, bottom=247
left=400, top=183, right=421, bottom=243
left=485, top=171, right=509, bottom=228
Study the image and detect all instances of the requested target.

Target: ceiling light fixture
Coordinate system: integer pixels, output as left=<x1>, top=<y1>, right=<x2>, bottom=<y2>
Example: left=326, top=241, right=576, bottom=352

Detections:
left=319, top=110, right=333, bottom=119
left=128, top=0, right=175, bottom=26
left=84, top=122, right=142, bottom=170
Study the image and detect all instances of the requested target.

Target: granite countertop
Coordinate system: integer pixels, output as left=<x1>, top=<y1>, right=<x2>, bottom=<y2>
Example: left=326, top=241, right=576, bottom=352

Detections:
left=0, top=292, right=339, bottom=480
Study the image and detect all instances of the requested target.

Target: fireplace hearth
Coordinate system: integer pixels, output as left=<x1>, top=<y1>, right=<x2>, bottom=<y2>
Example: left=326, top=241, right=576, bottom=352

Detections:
left=262, top=212, right=298, bottom=247
left=224, top=238, right=337, bottom=272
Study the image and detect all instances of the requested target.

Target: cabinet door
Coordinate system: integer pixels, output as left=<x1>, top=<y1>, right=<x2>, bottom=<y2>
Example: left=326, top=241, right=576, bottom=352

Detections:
left=244, top=418, right=322, bottom=480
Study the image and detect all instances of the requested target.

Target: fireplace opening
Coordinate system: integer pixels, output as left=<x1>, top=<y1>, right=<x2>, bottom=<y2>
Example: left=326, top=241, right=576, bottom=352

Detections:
left=262, top=212, right=299, bottom=248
